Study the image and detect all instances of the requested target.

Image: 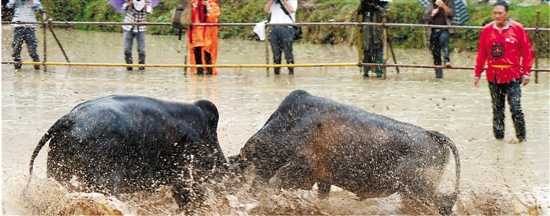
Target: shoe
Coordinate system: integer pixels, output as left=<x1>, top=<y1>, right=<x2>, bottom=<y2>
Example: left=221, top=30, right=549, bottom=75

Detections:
left=363, top=66, right=370, bottom=77
left=274, top=68, right=280, bottom=75
left=444, top=62, right=451, bottom=67
left=139, top=66, right=145, bottom=71
left=518, top=138, right=526, bottom=142
left=33, top=59, right=40, bottom=70
left=14, top=58, right=21, bottom=69
left=289, top=68, right=294, bottom=76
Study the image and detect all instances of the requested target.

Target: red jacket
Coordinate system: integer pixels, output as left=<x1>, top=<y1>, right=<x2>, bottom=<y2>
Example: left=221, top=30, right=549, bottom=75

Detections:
left=188, top=0, right=221, bottom=75
left=474, top=20, right=534, bottom=84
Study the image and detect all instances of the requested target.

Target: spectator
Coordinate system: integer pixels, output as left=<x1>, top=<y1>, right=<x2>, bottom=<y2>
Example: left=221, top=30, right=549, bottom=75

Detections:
left=423, top=0, right=455, bottom=79
left=7, top=0, right=43, bottom=70
left=188, top=0, right=220, bottom=75
left=357, top=0, right=389, bottom=77
left=473, top=1, right=534, bottom=142
left=264, top=0, right=298, bottom=76
left=122, top=0, right=152, bottom=71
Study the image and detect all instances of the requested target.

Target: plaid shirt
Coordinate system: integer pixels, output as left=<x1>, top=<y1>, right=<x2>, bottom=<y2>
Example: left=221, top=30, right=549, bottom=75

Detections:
left=122, top=0, right=152, bottom=33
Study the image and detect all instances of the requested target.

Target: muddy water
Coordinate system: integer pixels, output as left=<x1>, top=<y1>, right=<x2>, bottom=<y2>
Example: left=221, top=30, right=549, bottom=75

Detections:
left=2, top=27, right=549, bottom=215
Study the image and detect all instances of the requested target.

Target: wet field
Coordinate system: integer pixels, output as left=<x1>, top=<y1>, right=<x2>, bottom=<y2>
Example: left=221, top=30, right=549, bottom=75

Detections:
left=2, top=28, right=549, bottom=214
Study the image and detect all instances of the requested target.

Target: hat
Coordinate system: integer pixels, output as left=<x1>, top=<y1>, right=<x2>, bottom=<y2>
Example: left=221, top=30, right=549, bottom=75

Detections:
left=133, top=0, right=146, bottom=11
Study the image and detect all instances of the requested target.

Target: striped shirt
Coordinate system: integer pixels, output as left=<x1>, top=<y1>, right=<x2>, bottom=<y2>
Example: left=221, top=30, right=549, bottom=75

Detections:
left=122, top=0, right=152, bottom=33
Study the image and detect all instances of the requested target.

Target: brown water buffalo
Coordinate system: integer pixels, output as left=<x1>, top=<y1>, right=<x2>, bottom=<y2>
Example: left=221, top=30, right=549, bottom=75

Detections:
left=29, top=95, right=228, bottom=210
left=233, top=89, right=460, bottom=215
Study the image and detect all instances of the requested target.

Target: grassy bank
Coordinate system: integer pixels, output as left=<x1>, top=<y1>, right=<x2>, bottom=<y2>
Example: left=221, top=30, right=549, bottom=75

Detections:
left=33, top=0, right=550, bottom=57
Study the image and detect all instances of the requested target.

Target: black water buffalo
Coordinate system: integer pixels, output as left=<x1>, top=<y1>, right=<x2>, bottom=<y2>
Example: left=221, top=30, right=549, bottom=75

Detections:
left=29, top=95, right=227, bottom=209
left=235, top=90, right=460, bottom=215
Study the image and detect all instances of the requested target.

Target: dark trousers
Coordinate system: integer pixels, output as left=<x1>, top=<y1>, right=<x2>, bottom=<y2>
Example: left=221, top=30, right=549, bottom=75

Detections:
left=123, top=31, right=146, bottom=65
left=489, top=79, right=526, bottom=140
left=363, top=48, right=383, bottom=77
left=269, top=26, right=294, bottom=74
left=430, top=29, right=450, bottom=78
left=12, top=27, right=40, bottom=64
left=193, top=46, right=212, bottom=75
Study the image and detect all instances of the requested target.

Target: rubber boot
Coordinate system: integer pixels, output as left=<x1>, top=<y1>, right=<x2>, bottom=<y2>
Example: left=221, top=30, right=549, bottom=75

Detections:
left=435, top=68, right=443, bottom=79
left=274, top=58, right=281, bottom=75
left=126, top=60, right=132, bottom=71
left=375, top=53, right=384, bottom=78
left=33, top=59, right=40, bottom=70
left=274, top=68, right=280, bottom=75
left=138, top=60, right=145, bottom=71
left=287, top=60, right=294, bottom=75
left=14, top=58, right=21, bottom=70
left=363, top=66, right=370, bottom=77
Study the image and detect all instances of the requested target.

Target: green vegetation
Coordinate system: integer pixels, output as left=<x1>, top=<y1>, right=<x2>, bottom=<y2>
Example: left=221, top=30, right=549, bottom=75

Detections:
left=39, top=0, right=549, bottom=57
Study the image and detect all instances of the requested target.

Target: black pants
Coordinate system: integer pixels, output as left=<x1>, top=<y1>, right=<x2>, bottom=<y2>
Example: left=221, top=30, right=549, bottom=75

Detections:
left=13, top=27, right=40, bottom=68
left=269, top=26, right=294, bottom=74
left=489, top=79, right=526, bottom=140
left=193, top=46, right=212, bottom=75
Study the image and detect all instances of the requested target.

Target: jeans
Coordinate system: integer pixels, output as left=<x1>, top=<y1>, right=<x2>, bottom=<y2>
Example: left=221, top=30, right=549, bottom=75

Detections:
left=269, top=26, right=294, bottom=74
left=430, top=29, right=450, bottom=78
left=123, top=31, right=146, bottom=65
left=12, top=27, right=40, bottom=63
left=489, top=79, right=526, bottom=140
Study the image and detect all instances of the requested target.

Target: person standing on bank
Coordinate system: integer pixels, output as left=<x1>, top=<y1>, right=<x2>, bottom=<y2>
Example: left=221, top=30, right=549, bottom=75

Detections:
left=423, top=0, right=455, bottom=79
left=473, top=1, right=533, bottom=142
left=7, top=0, right=43, bottom=70
left=122, top=0, right=152, bottom=71
left=188, top=0, right=221, bottom=75
left=264, top=0, right=298, bottom=75
left=357, top=0, right=389, bottom=78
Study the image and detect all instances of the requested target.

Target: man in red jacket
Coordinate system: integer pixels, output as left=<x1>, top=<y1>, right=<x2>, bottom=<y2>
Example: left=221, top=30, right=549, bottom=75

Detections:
left=473, top=1, right=534, bottom=142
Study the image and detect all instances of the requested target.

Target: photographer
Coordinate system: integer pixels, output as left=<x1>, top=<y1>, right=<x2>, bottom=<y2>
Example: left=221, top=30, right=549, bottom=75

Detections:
left=357, top=0, right=389, bottom=77
left=423, top=0, right=455, bottom=79
left=264, top=0, right=298, bottom=75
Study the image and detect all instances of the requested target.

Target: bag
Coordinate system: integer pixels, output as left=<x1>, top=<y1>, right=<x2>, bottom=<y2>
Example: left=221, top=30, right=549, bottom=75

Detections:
left=279, top=2, right=302, bottom=41
left=171, top=0, right=191, bottom=30
left=292, top=26, right=303, bottom=40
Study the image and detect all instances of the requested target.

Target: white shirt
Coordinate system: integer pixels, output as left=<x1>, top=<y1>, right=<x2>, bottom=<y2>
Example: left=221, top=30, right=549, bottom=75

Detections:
left=268, top=0, right=298, bottom=24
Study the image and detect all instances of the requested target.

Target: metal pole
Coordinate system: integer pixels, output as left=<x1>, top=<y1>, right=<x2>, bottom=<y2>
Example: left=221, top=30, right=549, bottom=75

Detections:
left=42, top=12, right=47, bottom=71
left=265, top=24, right=270, bottom=76
left=183, top=30, right=188, bottom=75
left=47, top=19, right=70, bottom=63
left=535, top=11, right=540, bottom=84
left=382, top=16, right=387, bottom=79
left=387, top=34, right=399, bottom=73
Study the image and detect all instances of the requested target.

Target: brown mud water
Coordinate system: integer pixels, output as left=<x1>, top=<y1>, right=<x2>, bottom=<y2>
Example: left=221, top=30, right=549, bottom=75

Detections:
left=2, top=28, right=549, bottom=215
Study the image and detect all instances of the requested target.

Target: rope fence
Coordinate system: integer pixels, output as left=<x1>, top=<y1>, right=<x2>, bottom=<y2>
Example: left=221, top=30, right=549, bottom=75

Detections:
left=2, top=13, right=549, bottom=82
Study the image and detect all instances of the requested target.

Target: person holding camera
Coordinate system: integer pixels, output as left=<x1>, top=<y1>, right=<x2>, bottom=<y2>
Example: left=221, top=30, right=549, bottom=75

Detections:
left=264, top=0, right=298, bottom=76
left=122, top=0, right=152, bottom=71
left=357, top=0, right=389, bottom=77
left=188, top=0, right=221, bottom=75
left=423, top=0, right=455, bottom=79
left=6, top=0, right=43, bottom=70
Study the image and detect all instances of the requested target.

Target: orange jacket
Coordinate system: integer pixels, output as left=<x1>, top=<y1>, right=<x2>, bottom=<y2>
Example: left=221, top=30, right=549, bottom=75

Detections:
left=188, top=0, right=220, bottom=75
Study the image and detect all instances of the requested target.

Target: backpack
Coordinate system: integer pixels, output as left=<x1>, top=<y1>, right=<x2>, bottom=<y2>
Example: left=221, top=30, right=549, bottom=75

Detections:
left=171, top=0, right=191, bottom=30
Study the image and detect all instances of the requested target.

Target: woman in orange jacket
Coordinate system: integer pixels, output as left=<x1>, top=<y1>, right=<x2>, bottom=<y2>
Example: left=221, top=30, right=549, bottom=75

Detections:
left=188, top=0, right=220, bottom=75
